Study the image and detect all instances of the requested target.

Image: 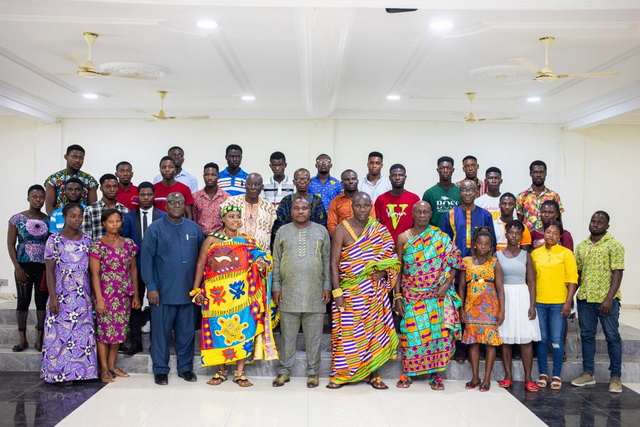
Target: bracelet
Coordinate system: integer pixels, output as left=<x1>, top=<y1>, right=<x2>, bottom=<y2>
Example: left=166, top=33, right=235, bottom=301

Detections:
left=189, top=288, right=202, bottom=297
left=393, top=294, right=404, bottom=301
left=332, top=288, right=344, bottom=298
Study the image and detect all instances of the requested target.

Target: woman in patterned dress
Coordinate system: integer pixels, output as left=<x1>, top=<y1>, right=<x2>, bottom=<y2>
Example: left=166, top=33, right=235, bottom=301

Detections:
left=42, top=203, right=97, bottom=383
left=459, top=227, right=505, bottom=392
left=89, top=209, right=140, bottom=383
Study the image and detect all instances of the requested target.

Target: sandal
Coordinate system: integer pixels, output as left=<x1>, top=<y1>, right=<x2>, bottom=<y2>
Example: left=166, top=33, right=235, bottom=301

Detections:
left=110, top=368, right=129, bottom=378
left=498, top=379, right=513, bottom=388
left=536, top=374, right=548, bottom=388
left=550, top=376, right=562, bottom=390
left=233, top=370, right=253, bottom=387
left=367, top=376, right=388, bottom=390
left=100, top=370, right=114, bottom=383
left=207, top=369, right=228, bottom=386
left=12, top=343, right=28, bottom=352
left=326, top=381, right=344, bottom=389
left=479, top=382, right=491, bottom=392
left=430, top=375, right=445, bottom=391
left=396, top=374, right=412, bottom=389
left=525, top=381, right=540, bottom=392
left=465, top=380, right=480, bottom=389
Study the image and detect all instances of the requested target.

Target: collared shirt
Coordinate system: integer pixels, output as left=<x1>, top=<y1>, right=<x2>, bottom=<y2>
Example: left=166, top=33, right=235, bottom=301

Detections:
left=456, top=178, right=487, bottom=197
left=139, top=207, right=155, bottom=241
left=153, top=170, right=199, bottom=193
left=218, top=168, right=249, bottom=196
left=575, top=233, right=625, bottom=303
left=192, top=187, right=230, bottom=235
left=80, top=200, right=129, bottom=241
left=262, top=175, right=295, bottom=209
left=327, top=192, right=376, bottom=235
left=531, top=244, right=578, bottom=304
left=222, top=195, right=276, bottom=253
left=308, top=174, right=343, bottom=211
left=116, top=184, right=139, bottom=211
left=49, top=202, right=87, bottom=232
left=516, top=186, right=564, bottom=231
left=358, top=175, right=392, bottom=203
left=45, top=169, right=98, bottom=209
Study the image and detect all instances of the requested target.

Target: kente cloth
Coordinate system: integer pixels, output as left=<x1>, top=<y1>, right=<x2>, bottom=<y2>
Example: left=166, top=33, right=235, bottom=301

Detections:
left=461, top=257, right=502, bottom=346
left=399, top=226, right=463, bottom=376
left=329, top=218, right=400, bottom=384
left=199, top=233, right=278, bottom=366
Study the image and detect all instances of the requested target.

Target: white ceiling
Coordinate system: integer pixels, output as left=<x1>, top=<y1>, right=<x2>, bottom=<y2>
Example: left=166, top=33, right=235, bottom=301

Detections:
left=1, top=0, right=639, bottom=128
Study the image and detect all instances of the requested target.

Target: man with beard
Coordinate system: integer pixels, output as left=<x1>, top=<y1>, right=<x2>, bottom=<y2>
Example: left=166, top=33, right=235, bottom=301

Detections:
left=309, top=154, right=343, bottom=212
left=192, top=162, right=230, bottom=235
left=422, top=156, right=460, bottom=228
left=81, top=173, right=129, bottom=241
left=516, top=160, right=563, bottom=231
left=327, top=170, right=375, bottom=235
left=115, top=161, right=138, bottom=210
left=358, top=151, right=391, bottom=203
left=49, top=178, right=86, bottom=232
left=45, top=144, right=98, bottom=215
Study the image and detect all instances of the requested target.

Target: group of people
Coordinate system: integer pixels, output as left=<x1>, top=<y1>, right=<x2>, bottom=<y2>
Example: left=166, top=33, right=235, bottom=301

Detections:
left=7, top=144, right=625, bottom=394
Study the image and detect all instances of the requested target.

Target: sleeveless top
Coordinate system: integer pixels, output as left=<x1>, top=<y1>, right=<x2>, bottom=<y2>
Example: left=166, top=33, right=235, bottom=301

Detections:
left=496, top=249, right=526, bottom=285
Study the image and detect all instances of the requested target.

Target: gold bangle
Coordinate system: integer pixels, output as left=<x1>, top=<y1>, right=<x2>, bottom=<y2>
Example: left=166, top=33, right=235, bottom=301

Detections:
left=332, top=288, right=344, bottom=298
left=189, top=288, right=202, bottom=297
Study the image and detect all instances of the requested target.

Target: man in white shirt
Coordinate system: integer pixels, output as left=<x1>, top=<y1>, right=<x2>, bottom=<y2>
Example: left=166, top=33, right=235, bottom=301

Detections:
left=358, top=151, right=391, bottom=203
left=262, top=151, right=295, bottom=209
left=475, top=167, right=503, bottom=221
left=152, top=146, right=199, bottom=193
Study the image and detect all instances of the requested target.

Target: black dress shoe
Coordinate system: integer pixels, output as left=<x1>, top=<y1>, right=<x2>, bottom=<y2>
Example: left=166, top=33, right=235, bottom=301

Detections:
left=118, top=343, right=127, bottom=354
left=124, top=342, right=143, bottom=356
left=178, top=371, right=197, bottom=382
left=154, top=374, right=168, bottom=385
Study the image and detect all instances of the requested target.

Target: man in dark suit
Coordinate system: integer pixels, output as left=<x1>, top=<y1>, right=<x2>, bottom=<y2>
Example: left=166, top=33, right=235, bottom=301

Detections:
left=121, top=181, right=165, bottom=355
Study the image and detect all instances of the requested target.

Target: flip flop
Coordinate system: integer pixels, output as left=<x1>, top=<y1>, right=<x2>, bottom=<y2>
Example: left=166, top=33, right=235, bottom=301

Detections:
left=479, top=382, right=491, bottom=392
left=525, top=381, right=540, bottom=392
left=465, top=380, right=480, bottom=389
left=498, top=379, right=513, bottom=388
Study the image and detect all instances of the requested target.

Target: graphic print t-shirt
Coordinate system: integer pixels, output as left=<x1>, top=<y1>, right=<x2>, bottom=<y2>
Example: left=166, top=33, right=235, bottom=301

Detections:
left=374, top=190, right=420, bottom=242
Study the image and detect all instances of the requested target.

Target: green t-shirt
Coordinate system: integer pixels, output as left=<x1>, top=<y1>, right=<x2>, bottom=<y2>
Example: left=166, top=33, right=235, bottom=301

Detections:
left=422, top=184, right=460, bottom=228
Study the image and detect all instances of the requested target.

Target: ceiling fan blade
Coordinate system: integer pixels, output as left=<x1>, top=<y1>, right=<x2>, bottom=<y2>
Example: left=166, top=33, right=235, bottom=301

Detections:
left=485, top=117, right=520, bottom=121
left=510, top=57, right=539, bottom=73
left=175, top=115, right=210, bottom=120
left=557, top=71, right=619, bottom=79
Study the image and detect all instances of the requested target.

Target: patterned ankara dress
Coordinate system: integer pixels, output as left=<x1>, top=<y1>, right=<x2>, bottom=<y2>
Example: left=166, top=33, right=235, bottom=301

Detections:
left=329, top=218, right=400, bottom=384
left=89, top=239, right=138, bottom=344
left=399, top=226, right=463, bottom=376
left=41, top=233, right=98, bottom=383
left=461, top=257, right=502, bottom=346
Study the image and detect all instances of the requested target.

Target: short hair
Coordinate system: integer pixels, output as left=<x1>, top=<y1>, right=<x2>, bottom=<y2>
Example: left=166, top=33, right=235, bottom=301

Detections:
left=471, top=226, right=494, bottom=256
left=316, top=153, right=331, bottom=161
left=101, top=208, right=123, bottom=223
left=341, top=169, right=357, bottom=178
left=159, top=156, right=175, bottom=167
left=27, top=184, right=45, bottom=196
left=437, top=156, right=454, bottom=167
left=138, top=181, right=154, bottom=193
left=168, top=146, right=183, bottom=154
left=368, top=151, right=383, bottom=160
left=115, top=161, right=131, bottom=171
left=541, top=200, right=562, bottom=224
left=294, top=168, right=310, bottom=177
left=544, top=219, right=563, bottom=235
left=226, top=144, right=243, bottom=155
left=593, top=210, right=610, bottom=223
left=62, top=202, right=83, bottom=217
left=389, top=163, right=406, bottom=173
left=270, top=151, right=286, bottom=162
left=529, top=160, right=547, bottom=172
left=65, top=177, right=83, bottom=187
left=462, top=155, right=478, bottom=163
left=99, top=173, right=118, bottom=186
left=203, top=162, right=219, bottom=172
left=291, top=195, right=311, bottom=205
left=485, top=167, right=502, bottom=176
left=66, top=144, right=85, bottom=155
left=505, top=220, right=525, bottom=233
left=499, top=192, right=516, bottom=202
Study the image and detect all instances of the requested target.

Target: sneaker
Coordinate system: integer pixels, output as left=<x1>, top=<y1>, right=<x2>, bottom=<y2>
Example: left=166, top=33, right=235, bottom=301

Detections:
left=571, top=372, right=596, bottom=387
left=609, top=377, right=623, bottom=393
left=141, top=320, right=151, bottom=334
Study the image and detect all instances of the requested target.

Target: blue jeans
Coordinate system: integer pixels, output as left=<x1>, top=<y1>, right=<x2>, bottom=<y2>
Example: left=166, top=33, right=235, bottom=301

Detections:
left=536, top=303, right=565, bottom=377
left=577, top=298, right=622, bottom=379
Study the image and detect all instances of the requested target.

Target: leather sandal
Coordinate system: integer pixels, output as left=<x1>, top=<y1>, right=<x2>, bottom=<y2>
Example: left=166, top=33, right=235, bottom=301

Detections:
left=367, top=376, right=388, bottom=390
left=430, top=375, right=444, bottom=391
left=233, top=370, right=253, bottom=387
left=207, top=369, right=228, bottom=386
left=396, top=374, right=412, bottom=389
left=536, top=374, right=548, bottom=388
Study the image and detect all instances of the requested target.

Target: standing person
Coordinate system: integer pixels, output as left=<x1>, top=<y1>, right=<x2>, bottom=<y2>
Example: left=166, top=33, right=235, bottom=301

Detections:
left=441, top=179, right=496, bottom=258
left=222, top=173, right=276, bottom=254
left=41, top=203, right=98, bottom=383
left=459, top=228, right=504, bottom=392
left=218, top=144, right=248, bottom=196
left=358, top=151, right=391, bottom=203
left=531, top=220, right=578, bottom=390
left=44, top=144, right=98, bottom=216
left=115, top=161, right=138, bottom=211
left=475, top=167, right=503, bottom=221
left=153, top=146, right=199, bottom=193
left=121, top=182, right=165, bottom=356
left=272, top=197, right=331, bottom=388
left=191, top=204, right=276, bottom=388
left=422, top=156, right=460, bottom=228
left=327, top=192, right=400, bottom=390
left=516, top=160, right=564, bottom=232
left=7, top=185, right=50, bottom=352
left=497, top=221, right=541, bottom=392
left=263, top=151, right=295, bottom=210
left=191, top=162, right=230, bottom=235
left=141, top=193, right=204, bottom=386
left=274, top=168, right=327, bottom=237
left=89, top=209, right=140, bottom=383
left=327, top=170, right=375, bottom=235
left=530, top=200, right=574, bottom=250
left=456, top=155, right=487, bottom=196
left=393, top=202, right=462, bottom=390
left=49, top=178, right=86, bottom=233
left=571, top=211, right=625, bottom=393
left=309, top=154, right=343, bottom=212
left=81, top=174, right=129, bottom=241
left=153, top=156, right=193, bottom=219
left=494, top=193, right=532, bottom=251
left=374, top=164, right=420, bottom=242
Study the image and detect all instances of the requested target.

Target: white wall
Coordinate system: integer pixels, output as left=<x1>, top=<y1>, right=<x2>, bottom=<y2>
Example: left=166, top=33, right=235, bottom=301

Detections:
left=1, top=116, right=637, bottom=304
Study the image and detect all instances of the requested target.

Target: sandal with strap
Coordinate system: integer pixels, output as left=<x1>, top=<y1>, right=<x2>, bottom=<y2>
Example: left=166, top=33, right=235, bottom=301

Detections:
left=479, top=382, right=491, bottom=392
left=367, top=376, right=388, bottom=390
left=536, top=374, right=548, bottom=388
left=207, top=369, right=228, bottom=386
left=12, top=343, right=28, bottom=353
left=110, top=368, right=129, bottom=378
left=498, top=379, right=513, bottom=388
left=100, top=370, right=114, bottom=383
left=326, top=381, right=344, bottom=389
left=396, top=374, right=412, bottom=389
left=430, top=375, right=445, bottom=391
left=550, top=376, right=562, bottom=390
left=525, top=381, right=540, bottom=392
left=233, top=370, right=253, bottom=387
left=465, top=380, right=480, bottom=389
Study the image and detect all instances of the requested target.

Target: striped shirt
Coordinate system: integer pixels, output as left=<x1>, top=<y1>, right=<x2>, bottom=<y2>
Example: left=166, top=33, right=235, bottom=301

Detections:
left=219, top=168, right=248, bottom=196
left=262, top=175, right=295, bottom=209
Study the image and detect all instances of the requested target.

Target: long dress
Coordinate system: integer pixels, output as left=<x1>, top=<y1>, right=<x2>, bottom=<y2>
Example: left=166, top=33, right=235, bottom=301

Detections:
left=199, top=233, right=277, bottom=366
left=461, top=256, right=502, bottom=346
left=41, top=233, right=98, bottom=383
left=89, top=239, right=138, bottom=344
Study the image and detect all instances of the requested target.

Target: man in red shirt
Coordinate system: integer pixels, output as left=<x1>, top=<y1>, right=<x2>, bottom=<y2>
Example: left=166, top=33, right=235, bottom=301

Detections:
left=153, top=156, right=193, bottom=219
left=115, top=161, right=138, bottom=210
left=374, top=164, right=420, bottom=243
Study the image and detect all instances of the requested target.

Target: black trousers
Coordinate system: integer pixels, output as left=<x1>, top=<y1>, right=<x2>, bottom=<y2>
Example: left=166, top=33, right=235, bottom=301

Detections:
left=129, top=273, right=149, bottom=343
left=16, top=263, right=47, bottom=313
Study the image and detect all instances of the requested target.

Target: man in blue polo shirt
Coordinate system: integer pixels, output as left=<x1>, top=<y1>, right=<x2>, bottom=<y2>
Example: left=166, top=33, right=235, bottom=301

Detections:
left=219, top=144, right=248, bottom=196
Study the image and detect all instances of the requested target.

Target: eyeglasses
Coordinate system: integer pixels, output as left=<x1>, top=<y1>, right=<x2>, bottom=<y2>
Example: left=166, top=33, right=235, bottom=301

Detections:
left=167, top=200, right=185, bottom=206
left=316, top=159, right=331, bottom=164
left=294, top=178, right=310, bottom=183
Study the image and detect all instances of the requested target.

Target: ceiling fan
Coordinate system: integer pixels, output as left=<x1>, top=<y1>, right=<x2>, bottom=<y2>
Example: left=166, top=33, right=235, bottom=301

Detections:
left=513, top=36, right=619, bottom=82
left=76, top=32, right=154, bottom=79
left=151, top=91, right=209, bottom=120
left=462, top=93, right=519, bottom=123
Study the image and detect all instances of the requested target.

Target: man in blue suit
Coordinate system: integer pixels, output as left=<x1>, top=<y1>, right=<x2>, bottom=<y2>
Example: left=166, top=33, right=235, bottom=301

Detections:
left=121, top=181, right=165, bottom=355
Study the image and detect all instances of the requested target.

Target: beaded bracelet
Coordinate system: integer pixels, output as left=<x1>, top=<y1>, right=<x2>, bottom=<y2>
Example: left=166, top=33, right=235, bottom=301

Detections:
left=189, top=288, right=202, bottom=297
left=331, top=288, right=344, bottom=298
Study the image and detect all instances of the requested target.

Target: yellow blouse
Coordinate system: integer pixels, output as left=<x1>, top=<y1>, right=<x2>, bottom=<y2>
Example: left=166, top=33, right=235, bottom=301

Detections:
left=531, top=244, right=578, bottom=304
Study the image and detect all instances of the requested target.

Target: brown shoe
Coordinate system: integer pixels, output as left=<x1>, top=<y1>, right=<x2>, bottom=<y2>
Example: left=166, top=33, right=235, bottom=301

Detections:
left=307, top=375, right=319, bottom=388
left=272, top=374, right=290, bottom=387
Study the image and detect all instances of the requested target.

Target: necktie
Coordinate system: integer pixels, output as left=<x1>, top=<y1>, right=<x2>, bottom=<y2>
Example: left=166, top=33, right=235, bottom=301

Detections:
left=142, top=211, right=148, bottom=238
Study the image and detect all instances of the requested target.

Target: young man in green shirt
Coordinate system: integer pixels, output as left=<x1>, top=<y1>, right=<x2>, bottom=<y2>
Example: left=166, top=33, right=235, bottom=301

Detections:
left=422, top=156, right=460, bottom=228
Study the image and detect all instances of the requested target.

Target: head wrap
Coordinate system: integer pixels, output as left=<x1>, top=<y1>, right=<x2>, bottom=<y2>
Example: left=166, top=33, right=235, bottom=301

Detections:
left=220, top=204, right=242, bottom=217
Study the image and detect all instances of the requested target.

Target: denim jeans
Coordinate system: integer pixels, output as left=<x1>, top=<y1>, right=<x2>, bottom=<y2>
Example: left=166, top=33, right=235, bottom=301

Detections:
left=577, top=298, right=622, bottom=379
left=536, top=303, right=565, bottom=377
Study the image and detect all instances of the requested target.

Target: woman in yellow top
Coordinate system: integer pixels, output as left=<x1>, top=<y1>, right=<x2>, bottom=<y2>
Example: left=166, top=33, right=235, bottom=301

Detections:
left=530, top=220, right=578, bottom=390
